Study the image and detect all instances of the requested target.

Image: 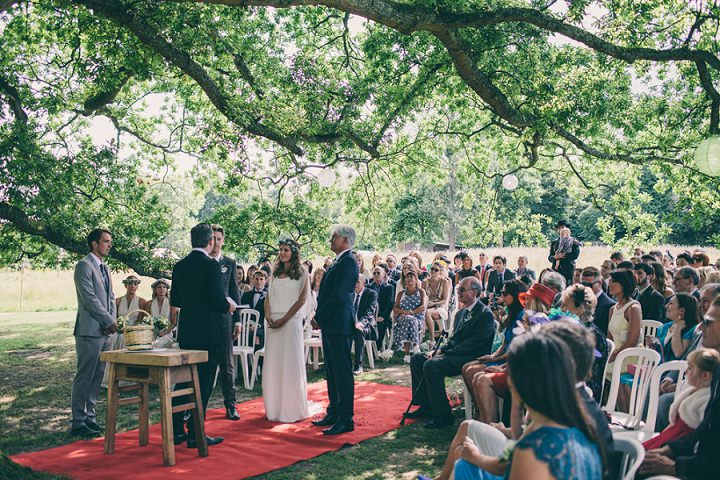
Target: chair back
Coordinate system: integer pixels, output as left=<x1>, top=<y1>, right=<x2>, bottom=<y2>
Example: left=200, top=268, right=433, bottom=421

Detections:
left=613, top=436, right=645, bottom=480
left=644, top=360, right=688, bottom=432
left=600, top=338, right=616, bottom=401
left=605, top=347, right=661, bottom=429
left=238, top=309, right=260, bottom=348
left=641, top=319, right=663, bottom=338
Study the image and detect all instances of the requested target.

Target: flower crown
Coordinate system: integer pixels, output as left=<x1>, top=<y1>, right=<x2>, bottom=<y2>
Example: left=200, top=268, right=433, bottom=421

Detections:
left=278, top=237, right=299, bottom=253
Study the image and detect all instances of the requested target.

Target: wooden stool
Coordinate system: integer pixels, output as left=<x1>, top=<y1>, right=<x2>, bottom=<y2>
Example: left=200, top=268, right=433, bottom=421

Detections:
left=100, top=349, right=209, bottom=466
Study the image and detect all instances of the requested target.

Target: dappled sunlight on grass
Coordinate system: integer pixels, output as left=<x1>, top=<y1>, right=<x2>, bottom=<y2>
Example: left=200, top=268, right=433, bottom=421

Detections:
left=0, top=394, right=16, bottom=404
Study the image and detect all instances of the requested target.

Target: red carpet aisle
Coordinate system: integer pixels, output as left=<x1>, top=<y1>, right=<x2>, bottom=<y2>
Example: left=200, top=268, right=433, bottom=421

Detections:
left=12, top=381, right=414, bottom=479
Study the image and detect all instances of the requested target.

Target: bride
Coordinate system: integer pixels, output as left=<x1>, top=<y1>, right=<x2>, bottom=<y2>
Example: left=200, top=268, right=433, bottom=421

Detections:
left=263, top=238, right=311, bottom=422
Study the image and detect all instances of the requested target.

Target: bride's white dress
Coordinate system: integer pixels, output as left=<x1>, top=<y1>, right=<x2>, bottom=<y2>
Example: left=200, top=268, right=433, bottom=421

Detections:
left=263, top=275, right=310, bottom=422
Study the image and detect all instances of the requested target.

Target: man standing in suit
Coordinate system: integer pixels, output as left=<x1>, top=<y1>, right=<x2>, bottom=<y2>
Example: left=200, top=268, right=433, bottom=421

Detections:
left=171, top=223, right=236, bottom=448
left=71, top=228, right=117, bottom=437
left=633, top=263, right=665, bottom=321
left=581, top=267, right=616, bottom=336
left=311, top=225, right=360, bottom=435
left=515, top=255, right=536, bottom=284
left=548, top=219, right=580, bottom=285
left=240, top=270, right=267, bottom=352
left=485, top=255, right=516, bottom=298
left=351, top=274, right=378, bottom=375
left=210, top=225, right=241, bottom=421
left=406, top=277, right=495, bottom=428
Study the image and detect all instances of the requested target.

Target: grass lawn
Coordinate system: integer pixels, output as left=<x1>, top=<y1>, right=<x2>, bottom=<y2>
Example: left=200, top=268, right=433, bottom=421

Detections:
left=0, top=311, right=457, bottom=479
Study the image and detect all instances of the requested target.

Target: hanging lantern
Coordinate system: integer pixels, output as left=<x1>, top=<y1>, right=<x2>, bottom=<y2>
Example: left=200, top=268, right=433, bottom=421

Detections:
left=502, top=174, right=519, bottom=191
left=316, top=168, right=337, bottom=187
left=694, top=136, right=720, bottom=176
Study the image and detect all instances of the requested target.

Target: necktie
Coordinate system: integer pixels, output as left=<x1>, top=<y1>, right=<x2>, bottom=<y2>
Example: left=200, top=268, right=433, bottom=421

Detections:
left=100, top=263, right=110, bottom=300
left=353, top=293, right=360, bottom=312
left=455, top=309, right=468, bottom=331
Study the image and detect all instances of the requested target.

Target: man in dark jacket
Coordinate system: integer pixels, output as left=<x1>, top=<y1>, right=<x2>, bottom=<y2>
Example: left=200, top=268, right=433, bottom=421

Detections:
left=367, top=264, right=395, bottom=351
left=640, top=295, right=720, bottom=478
left=406, top=277, right=495, bottom=428
left=171, top=223, right=235, bottom=448
left=633, top=262, right=665, bottom=321
left=240, top=269, right=267, bottom=352
left=351, top=274, right=378, bottom=374
left=581, top=267, right=616, bottom=336
left=548, top=219, right=580, bottom=285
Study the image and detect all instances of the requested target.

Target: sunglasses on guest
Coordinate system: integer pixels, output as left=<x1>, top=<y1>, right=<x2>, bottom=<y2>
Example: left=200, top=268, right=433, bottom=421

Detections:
left=431, top=267, right=440, bottom=272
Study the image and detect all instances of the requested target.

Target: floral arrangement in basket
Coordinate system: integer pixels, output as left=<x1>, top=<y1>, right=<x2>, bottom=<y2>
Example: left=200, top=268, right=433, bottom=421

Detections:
left=116, top=315, right=127, bottom=334
left=377, top=349, right=395, bottom=362
left=149, top=316, right=170, bottom=336
left=446, top=378, right=465, bottom=407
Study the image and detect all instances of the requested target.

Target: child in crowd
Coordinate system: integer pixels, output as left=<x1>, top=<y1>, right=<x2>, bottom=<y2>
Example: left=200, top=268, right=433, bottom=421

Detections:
left=643, top=348, right=720, bottom=450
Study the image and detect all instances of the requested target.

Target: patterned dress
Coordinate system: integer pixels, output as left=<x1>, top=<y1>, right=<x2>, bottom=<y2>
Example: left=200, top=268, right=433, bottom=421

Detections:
left=392, top=288, right=424, bottom=349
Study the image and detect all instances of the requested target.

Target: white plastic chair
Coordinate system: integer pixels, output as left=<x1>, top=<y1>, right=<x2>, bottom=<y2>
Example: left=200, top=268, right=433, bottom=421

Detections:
left=613, top=436, right=645, bottom=480
left=605, top=347, right=661, bottom=431
left=248, top=319, right=267, bottom=389
left=304, top=317, right=323, bottom=370
left=644, top=360, right=688, bottom=433
left=232, top=308, right=260, bottom=389
left=600, top=338, right=615, bottom=402
left=641, top=319, right=663, bottom=338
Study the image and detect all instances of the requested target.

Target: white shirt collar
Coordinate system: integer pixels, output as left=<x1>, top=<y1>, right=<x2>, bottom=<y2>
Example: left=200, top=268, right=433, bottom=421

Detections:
left=465, top=299, right=478, bottom=313
left=638, top=284, right=651, bottom=296
left=192, top=247, right=210, bottom=257
left=595, top=289, right=602, bottom=298
left=211, top=253, right=223, bottom=261
left=89, top=253, right=104, bottom=267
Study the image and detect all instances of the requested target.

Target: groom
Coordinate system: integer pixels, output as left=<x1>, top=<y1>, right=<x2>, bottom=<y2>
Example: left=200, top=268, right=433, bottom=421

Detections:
left=311, top=225, right=360, bottom=435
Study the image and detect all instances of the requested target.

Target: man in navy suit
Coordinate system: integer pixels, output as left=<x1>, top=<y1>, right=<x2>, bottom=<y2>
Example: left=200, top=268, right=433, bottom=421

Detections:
left=581, top=266, right=616, bottom=336
left=485, top=255, right=516, bottom=298
left=311, top=225, right=360, bottom=435
left=633, top=263, right=665, bottom=321
left=170, top=223, right=235, bottom=448
left=351, top=274, right=378, bottom=375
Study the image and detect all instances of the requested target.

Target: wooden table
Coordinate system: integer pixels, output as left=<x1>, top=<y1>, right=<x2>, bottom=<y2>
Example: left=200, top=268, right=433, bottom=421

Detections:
left=100, top=349, right=208, bottom=466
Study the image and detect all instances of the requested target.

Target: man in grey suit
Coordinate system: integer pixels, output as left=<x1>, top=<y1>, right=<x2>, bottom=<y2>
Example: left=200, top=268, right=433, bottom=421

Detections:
left=70, top=228, right=118, bottom=437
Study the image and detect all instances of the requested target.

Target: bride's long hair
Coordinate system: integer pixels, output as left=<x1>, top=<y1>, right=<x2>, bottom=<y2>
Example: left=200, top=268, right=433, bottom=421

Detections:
left=273, top=238, right=304, bottom=280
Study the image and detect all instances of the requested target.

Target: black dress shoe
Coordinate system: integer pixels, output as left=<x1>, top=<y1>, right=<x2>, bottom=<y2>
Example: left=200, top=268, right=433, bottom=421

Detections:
left=404, top=407, right=431, bottom=419
left=353, top=365, right=363, bottom=375
left=173, top=433, right=187, bottom=445
left=322, top=421, right=354, bottom=435
left=84, top=421, right=102, bottom=433
left=311, top=415, right=337, bottom=427
left=70, top=424, right=101, bottom=438
left=424, top=416, right=454, bottom=429
left=187, top=435, right=224, bottom=448
left=226, top=406, right=240, bottom=421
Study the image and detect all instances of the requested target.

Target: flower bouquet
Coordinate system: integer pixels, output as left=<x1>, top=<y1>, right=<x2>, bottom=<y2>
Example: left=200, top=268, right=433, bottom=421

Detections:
left=116, top=316, right=127, bottom=334
left=377, top=349, right=395, bottom=362
left=150, top=316, right=170, bottom=337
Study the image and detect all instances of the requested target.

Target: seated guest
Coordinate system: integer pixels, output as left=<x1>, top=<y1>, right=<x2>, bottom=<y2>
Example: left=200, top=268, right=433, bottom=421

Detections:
left=639, top=295, right=720, bottom=479
left=581, top=266, right=616, bottom=336
left=352, top=274, right=378, bottom=375
left=485, top=256, right=516, bottom=298
left=419, top=322, right=611, bottom=480
left=392, top=265, right=427, bottom=362
left=607, top=269, right=642, bottom=375
left=368, top=263, right=395, bottom=350
left=385, top=254, right=402, bottom=282
left=573, top=267, right=582, bottom=285
left=675, top=252, right=693, bottom=268
left=561, top=284, right=609, bottom=402
left=643, top=348, right=720, bottom=450
left=143, top=278, right=179, bottom=345
left=633, top=262, right=665, bottom=321
left=610, top=251, right=625, bottom=265
left=641, top=254, right=658, bottom=264
left=456, top=252, right=481, bottom=290
left=240, top=270, right=267, bottom=349
left=600, top=260, right=615, bottom=294
left=650, top=261, right=674, bottom=299
left=451, top=333, right=604, bottom=480
left=406, top=277, right=495, bottom=428
left=540, top=270, right=566, bottom=308
left=422, top=260, right=451, bottom=344
left=617, top=260, right=635, bottom=270
left=692, top=252, right=710, bottom=268
left=462, top=279, right=526, bottom=418
left=515, top=255, right=536, bottom=283
left=410, top=251, right=429, bottom=281
left=697, top=265, right=715, bottom=289
left=630, top=256, right=642, bottom=265
left=236, top=265, right=252, bottom=293
left=673, top=266, right=701, bottom=299
left=647, top=293, right=698, bottom=363
left=475, top=252, right=493, bottom=291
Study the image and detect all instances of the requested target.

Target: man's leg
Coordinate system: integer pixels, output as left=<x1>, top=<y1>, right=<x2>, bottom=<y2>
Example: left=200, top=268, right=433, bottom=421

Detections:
left=424, top=355, right=459, bottom=420
left=321, top=334, right=338, bottom=418
left=332, top=334, right=355, bottom=422
left=353, top=330, right=364, bottom=369
left=376, top=321, right=388, bottom=350
left=410, top=353, right=430, bottom=407
left=85, top=336, right=110, bottom=425
left=70, top=336, right=105, bottom=429
left=185, top=344, right=221, bottom=437
left=217, top=318, right=236, bottom=409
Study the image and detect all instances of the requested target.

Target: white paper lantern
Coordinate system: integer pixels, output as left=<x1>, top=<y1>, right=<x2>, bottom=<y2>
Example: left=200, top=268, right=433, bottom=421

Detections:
left=316, top=168, right=337, bottom=187
left=695, top=136, right=720, bottom=176
left=502, top=174, right=519, bottom=191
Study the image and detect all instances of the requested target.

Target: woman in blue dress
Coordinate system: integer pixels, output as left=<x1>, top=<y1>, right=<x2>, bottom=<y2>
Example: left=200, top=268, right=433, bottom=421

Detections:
left=392, top=265, right=427, bottom=362
left=462, top=279, right=526, bottom=405
left=454, top=333, right=604, bottom=480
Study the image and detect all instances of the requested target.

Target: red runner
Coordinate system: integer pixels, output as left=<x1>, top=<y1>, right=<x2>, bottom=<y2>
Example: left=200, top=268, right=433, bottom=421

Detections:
left=12, top=381, right=414, bottom=479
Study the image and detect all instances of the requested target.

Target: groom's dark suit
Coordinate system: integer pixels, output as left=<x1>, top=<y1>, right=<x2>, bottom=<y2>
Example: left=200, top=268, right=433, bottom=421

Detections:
left=170, top=249, right=230, bottom=437
left=314, top=249, right=360, bottom=423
